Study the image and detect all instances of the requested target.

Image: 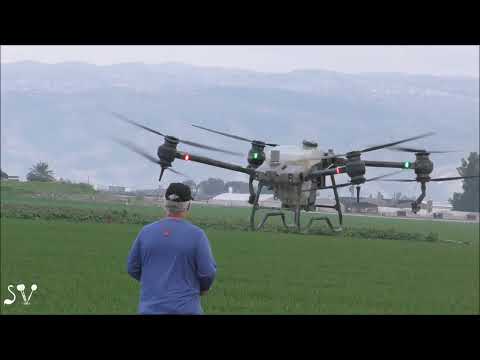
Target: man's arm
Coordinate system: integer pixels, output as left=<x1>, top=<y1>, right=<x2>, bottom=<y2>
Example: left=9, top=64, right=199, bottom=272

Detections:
left=127, top=232, right=142, bottom=281
left=195, top=231, right=217, bottom=294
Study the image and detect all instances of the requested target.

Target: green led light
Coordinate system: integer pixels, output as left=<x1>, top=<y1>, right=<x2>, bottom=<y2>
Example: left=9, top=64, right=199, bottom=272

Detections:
left=404, top=161, right=411, bottom=169
left=253, top=153, right=258, bottom=159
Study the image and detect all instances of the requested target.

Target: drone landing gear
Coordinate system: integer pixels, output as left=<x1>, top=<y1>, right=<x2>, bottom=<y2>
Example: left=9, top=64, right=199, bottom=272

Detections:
left=249, top=182, right=300, bottom=232
left=249, top=175, right=343, bottom=233
left=411, top=181, right=427, bottom=214
left=249, top=206, right=304, bottom=232
left=309, top=174, right=343, bottom=233
left=304, top=216, right=342, bottom=233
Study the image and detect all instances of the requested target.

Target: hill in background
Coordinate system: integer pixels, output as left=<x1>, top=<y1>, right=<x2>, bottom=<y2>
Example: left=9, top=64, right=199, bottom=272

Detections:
left=1, top=62, right=478, bottom=201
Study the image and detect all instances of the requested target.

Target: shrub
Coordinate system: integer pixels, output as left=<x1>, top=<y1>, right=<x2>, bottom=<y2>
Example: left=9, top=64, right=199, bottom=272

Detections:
left=0, top=203, right=441, bottom=243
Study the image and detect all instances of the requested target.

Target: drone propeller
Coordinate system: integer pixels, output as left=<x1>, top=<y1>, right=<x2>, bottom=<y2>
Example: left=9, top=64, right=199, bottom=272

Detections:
left=111, top=112, right=243, bottom=157
left=388, top=146, right=458, bottom=154
left=192, top=124, right=278, bottom=147
left=167, top=167, right=188, bottom=177
left=380, top=175, right=480, bottom=183
left=112, top=138, right=190, bottom=178
left=356, top=132, right=436, bottom=154
left=303, top=170, right=403, bottom=192
left=321, top=132, right=436, bottom=159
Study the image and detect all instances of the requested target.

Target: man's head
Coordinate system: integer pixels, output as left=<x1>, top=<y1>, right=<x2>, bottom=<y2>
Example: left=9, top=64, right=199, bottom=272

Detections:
left=164, top=182, right=194, bottom=218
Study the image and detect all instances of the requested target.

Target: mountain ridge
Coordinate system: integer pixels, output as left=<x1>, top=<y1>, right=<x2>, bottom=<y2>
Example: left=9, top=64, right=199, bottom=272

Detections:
left=1, top=61, right=478, bottom=200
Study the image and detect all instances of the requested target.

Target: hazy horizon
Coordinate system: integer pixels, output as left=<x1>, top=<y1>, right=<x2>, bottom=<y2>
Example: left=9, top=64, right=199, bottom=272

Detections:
left=1, top=47, right=478, bottom=199
left=2, top=45, right=479, bottom=78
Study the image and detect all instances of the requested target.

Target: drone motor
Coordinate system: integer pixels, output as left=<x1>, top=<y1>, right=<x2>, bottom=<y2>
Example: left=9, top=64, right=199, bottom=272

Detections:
left=345, top=151, right=366, bottom=185
left=157, top=136, right=179, bottom=168
left=247, top=141, right=267, bottom=168
left=413, top=152, right=434, bottom=181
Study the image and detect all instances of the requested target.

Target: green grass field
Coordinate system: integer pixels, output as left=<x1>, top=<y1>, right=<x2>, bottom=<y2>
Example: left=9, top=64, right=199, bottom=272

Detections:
left=1, top=181, right=479, bottom=314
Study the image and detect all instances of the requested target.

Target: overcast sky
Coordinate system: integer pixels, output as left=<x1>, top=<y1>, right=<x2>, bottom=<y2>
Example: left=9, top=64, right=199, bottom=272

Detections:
left=2, top=45, right=479, bottom=77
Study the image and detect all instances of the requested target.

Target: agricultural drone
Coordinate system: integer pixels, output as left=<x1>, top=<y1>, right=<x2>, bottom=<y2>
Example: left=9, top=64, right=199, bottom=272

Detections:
left=111, top=112, right=478, bottom=233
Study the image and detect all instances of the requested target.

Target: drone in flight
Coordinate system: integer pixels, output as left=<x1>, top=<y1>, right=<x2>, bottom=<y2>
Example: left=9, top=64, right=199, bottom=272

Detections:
left=111, top=112, right=478, bottom=233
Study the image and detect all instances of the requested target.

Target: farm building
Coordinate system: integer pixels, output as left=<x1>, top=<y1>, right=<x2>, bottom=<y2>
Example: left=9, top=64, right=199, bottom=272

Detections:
left=340, top=198, right=379, bottom=214
left=311, top=197, right=345, bottom=213
left=207, top=194, right=347, bottom=211
left=208, top=193, right=278, bottom=207
left=108, top=186, right=126, bottom=193
left=431, top=201, right=453, bottom=211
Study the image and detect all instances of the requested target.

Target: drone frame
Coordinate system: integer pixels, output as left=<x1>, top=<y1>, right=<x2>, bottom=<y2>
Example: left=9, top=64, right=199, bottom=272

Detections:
left=167, top=148, right=443, bottom=234
left=112, top=113, right=477, bottom=234
left=173, top=147, right=421, bottom=234
left=248, top=174, right=345, bottom=234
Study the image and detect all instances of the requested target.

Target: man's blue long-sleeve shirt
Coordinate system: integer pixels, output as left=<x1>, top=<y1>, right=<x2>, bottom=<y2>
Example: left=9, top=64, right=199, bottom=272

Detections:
left=127, top=218, right=216, bottom=315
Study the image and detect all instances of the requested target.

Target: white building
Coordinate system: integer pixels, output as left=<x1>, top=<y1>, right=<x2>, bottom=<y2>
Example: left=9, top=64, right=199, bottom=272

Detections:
left=209, top=193, right=277, bottom=207
left=432, top=202, right=453, bottom=211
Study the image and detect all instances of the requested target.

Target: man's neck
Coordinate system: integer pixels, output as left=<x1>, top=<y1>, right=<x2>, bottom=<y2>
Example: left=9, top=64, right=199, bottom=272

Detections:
left=166, top=213, right=186, bottom=219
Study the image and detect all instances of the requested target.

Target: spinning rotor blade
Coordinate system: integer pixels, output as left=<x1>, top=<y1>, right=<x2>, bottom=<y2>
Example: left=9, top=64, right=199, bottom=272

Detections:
left=112, top=138, right=160, bottom=165
left=359, top=132, right=435, bottom=153
left=112, top=112, right=242, bottom=156
left=112, top=138, right=190, bottom=178
left=365, top=171, right=405, bottom=183
left=166, top=167, right=190, bottom=179
left=379, top=179, right=417, bottom=182
left=159, top=167, right=191, bottom=181
left=380, top=175, right=479, bottom=182
left=388, top=146, right=458, bottom=154
left=192, top=124, right=278, bottom=147
left=429, top=175, right=479, bottom=182
left=319, top=132, right=436, bottom=160
left=179, top=139, right=243, bottom=157
left=304, top=171, right=403, bottom=191
left=111, top=112, right=166, bottom=137
left=192, top=124, right=251, bottom=143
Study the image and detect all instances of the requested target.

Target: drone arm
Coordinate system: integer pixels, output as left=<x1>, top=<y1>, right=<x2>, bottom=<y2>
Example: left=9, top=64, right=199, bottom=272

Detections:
left=305, top=167, right=341, bottom=180
left=175, top=151, right=255, bottom=176
left=364, top=160, right=413, bottom=169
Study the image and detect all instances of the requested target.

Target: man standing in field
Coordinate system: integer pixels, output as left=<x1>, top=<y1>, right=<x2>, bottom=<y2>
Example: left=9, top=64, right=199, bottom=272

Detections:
left=127, top=182, right=217, bottom=315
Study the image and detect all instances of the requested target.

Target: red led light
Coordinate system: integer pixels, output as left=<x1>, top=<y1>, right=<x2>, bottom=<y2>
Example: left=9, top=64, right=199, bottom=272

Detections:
left=184, top=154, right=190, bottom=161
left=335, top=167, right=342, bottom=174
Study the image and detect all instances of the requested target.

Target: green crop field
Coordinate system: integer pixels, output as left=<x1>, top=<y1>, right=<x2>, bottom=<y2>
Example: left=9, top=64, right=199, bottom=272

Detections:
left=1, top=181, right=479, bottom=314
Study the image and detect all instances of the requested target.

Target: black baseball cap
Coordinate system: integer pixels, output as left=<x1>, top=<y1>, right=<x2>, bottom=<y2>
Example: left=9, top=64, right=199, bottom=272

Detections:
left=165, top=183, right=194, bottom=202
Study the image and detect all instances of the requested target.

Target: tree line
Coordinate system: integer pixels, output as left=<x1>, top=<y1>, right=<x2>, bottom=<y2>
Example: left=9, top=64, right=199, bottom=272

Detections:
left=2, top=153, right=478, bottom=212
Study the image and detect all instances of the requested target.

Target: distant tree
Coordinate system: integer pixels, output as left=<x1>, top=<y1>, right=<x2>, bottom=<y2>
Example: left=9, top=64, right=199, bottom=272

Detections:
left=1, top=169, right=8, bottom=179
left=224, top=181, right=249, bottom=193
left=449, top=152, right=479, bottom=212
left=77, top=182, right=95, bottom=192
left=26, top=162, right=55, bottom=182
left=197, top=178, right=225, bottom=197
left=182, top=180, right=198, bottom=195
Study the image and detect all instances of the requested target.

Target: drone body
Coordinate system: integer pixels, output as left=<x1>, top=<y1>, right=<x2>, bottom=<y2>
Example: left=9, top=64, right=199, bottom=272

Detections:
left=255, top=143, right=331, bottom=211
left=111, top=112, right=477, bottom=233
